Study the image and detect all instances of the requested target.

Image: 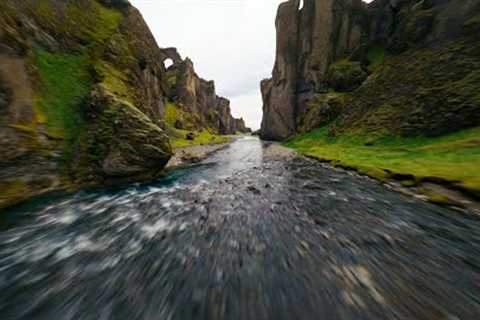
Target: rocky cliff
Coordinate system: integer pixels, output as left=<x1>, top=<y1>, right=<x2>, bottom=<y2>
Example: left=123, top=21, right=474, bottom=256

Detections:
left=0, top=0, right=246, bottom=209
left=260, top=0, right=480, bottom=140
left=161, top=48, right=250, bottom=135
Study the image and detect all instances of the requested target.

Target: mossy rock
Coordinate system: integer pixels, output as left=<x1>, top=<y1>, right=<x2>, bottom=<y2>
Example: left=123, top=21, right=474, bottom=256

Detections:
left=326, top=60, right=367, bottom=92
left=0, top=180, right=29, bottom=209
left=297, top=92, right=348, bottom=134
left=333, top=37, right=480, bottom=137
left=72, top=86, right=172, bottom=180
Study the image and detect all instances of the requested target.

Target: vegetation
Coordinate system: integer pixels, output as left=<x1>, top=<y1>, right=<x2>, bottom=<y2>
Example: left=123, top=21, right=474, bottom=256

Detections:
left=164, top=101, right=230, bottom=149
left=32, top=0, right=122, bottom=46
left=297, top=91, right=347, bottom=133
left=29, top=1, right=129, bottom=166
left=330, top=39, right=480, bottom=137
left=366, top=45, right=385, bottom=72
left=285, top=126, right=480, bottom=192
left=168, top=129, right=230, bottom=149
left=0, top=180, right=29, bottom=209
left=34, top=50, right=92, bottom=159
left=326, top=59, right=367, bottom=91
left=94, top=60, right=133, bottom=103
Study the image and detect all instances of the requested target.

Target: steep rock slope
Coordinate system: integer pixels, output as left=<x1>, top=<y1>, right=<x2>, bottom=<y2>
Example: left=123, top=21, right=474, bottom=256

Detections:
left=0, top=0, right=245, bottom=209
left=161, top=48, right=250, bottom=136
left=261, top=0, right=480, bottom=140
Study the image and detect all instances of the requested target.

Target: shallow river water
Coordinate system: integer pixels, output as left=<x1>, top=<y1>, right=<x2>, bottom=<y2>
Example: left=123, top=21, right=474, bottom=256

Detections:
left=1, top=137, right=479, bottom=320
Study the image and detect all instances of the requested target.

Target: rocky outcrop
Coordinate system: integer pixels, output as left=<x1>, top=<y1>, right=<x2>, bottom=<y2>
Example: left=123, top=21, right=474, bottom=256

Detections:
left=260, top=0, right=480, bottom=140
left=161, top=49, right=251, bottom=135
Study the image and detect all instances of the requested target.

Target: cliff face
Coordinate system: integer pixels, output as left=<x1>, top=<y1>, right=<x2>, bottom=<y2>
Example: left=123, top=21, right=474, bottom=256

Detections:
left=261, top=0, right=365, bottom=140
left=161, top=48, right=250, bottom=135
left=260, top=0, right=480, bottom=140
left=0, top=0, right=245, bottom=209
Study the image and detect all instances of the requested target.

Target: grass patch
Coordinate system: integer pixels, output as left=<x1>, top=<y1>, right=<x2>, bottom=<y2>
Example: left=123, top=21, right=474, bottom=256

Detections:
left=164, top=101, right=179, bottom=127
left=164, top=102, right=229, bottom=149
left=34, top=49, right=92, bottom=158
left=284, top=126, right=480, bottom=191
left=169, top=129, right=230, bottom=149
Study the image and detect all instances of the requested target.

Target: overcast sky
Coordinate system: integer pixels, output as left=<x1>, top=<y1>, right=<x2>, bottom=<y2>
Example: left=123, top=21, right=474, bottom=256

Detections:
left=129, top=0, right=372, bottom=130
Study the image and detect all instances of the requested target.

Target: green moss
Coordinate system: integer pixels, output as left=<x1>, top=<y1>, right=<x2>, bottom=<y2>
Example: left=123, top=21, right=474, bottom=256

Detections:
left=335, top=38, right=480, bottom=137
left=32, top=0, right=55, bottom=26
left=0, top=1, right=17, bottom=17
left=8, top=124, right=37, bottom=134
left=94, top=60, right=133, bottom=103
left=34, top=49, right=92, bottom=158
left=297, top=91, right=348, bottom=133
left=285, top=126, right=480, bottom=193
left=0, top=180, right=29, bottom=209
left=164, top=101, right=179, bottom=127
left=105, top=33, right=133, bottom=68
left=166, top=69, right=178, bottom=88
left=366, top=46, right=385, bottom=72
left=31, top=0, right=122, bottom=47
left=327, top=60, right=367, bottom=91
left=162, top=101, right=228, bottom=149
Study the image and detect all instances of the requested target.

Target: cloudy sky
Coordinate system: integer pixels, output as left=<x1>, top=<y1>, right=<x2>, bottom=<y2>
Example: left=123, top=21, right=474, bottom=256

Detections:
left=129, top=0, right=372, bottom=130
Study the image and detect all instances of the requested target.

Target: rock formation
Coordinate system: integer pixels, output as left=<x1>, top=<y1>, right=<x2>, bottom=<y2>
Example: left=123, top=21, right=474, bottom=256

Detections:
left=260, top=0, right=480, bottom=140
left=0, top=0, right=247, bottom=209
left=161, top=48, right=250, bottom=135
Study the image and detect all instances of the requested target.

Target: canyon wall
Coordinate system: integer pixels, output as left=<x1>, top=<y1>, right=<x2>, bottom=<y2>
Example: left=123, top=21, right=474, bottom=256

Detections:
left=260, top=0, right=480, bottom=140
left=161, top=48, right=251, bottom=135
left=0, top=0, right=247, bottom=209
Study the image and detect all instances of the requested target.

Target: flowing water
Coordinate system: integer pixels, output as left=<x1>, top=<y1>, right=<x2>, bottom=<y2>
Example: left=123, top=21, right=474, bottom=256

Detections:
left=1, top=137, right=479, bottom=320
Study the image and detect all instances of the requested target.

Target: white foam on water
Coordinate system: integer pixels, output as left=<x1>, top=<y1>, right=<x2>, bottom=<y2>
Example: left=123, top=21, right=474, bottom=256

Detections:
left=141, top=218, right=174, bottom=238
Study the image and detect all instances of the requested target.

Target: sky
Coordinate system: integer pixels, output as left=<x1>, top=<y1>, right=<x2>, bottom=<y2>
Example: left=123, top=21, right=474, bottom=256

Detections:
left=129, top=0, right=373, bottom=130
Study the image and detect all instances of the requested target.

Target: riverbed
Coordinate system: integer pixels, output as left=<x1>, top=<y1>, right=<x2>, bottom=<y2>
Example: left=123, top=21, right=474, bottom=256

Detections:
left=0, top=137, right=479, bottom=319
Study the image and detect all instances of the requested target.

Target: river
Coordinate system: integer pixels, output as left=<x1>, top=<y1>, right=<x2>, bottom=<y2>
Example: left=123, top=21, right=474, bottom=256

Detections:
left=0, top=137, right=479, bottom=319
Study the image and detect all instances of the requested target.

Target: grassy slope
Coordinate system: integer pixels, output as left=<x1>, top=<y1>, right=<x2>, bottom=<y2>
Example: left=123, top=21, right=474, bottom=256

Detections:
left=164, top=102, right=230, bottom=149
left=286, top=33, right=480, bottom=196
left=34, top=50, right=92, bottom=153
left=285, top=126, right=480, bottom=192
left=31, top=0, right=124, bottom=164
